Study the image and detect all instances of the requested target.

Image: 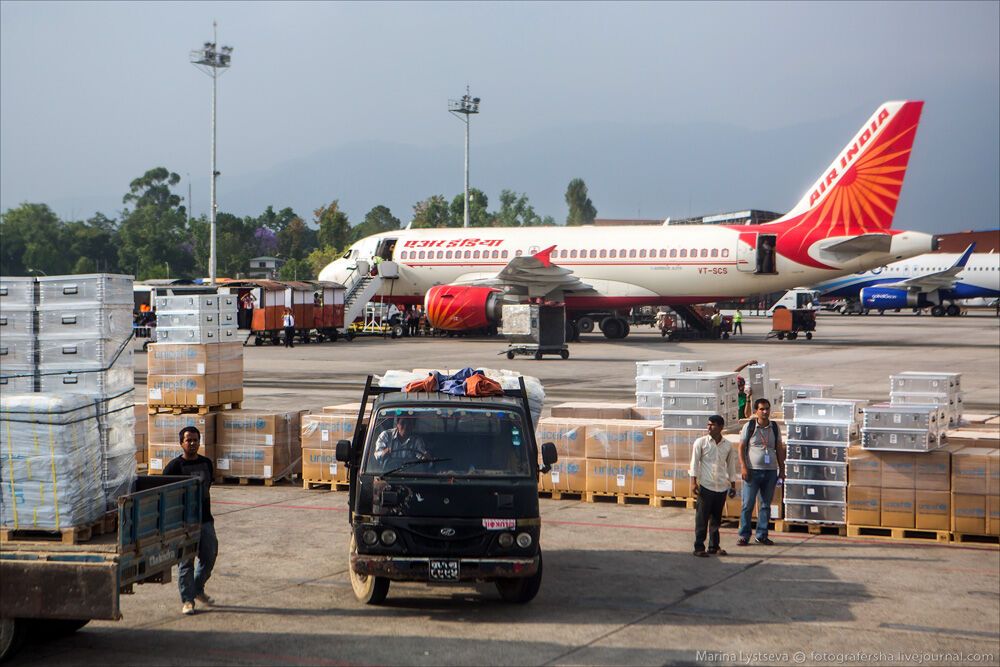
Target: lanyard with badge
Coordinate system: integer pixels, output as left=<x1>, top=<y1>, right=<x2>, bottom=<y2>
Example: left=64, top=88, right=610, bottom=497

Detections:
left=759, top=423, right=771, bottom=465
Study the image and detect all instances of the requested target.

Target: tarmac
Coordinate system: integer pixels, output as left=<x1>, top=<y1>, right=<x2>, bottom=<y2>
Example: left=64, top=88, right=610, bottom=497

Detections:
left=12, top=312, right=1000, bottom=666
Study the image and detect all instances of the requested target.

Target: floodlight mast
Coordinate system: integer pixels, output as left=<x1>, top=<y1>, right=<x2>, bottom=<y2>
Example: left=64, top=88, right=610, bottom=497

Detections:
left=448, top=87, right=481, bottom=228
left=190, top=21, right=233, bottom=285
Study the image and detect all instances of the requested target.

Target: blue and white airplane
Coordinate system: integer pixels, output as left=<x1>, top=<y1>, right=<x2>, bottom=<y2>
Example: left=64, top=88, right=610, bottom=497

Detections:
left=813, top=244, right=1000, bottom=316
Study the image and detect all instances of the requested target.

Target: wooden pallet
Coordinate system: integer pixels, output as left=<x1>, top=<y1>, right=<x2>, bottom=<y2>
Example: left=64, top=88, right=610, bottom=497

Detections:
left=952, top=532, right=1000, bottom=547
left=148, top=402, right=242, bottom=416
left=847, top=524, right=951, bottom=544
left=584, top=491, right=663, bottom=506
left=538, top=490, right=584, bottom=501
left=217, top=475, right=285, bottom=487
left=0, top=511, right=117, bottom=545
left=302, top=480, right=350, bottom=491
left=775, top=520, right=846, bottom=536
left=650, top=496, right=698, bottom=510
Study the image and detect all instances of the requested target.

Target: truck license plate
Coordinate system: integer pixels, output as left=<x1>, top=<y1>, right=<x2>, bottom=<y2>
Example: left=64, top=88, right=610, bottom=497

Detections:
left=429, top=559, right=460, bottom=581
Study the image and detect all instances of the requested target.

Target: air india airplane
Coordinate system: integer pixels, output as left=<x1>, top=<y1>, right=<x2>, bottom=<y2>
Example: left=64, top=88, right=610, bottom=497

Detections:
left=319, top=100, right=936, bottom=339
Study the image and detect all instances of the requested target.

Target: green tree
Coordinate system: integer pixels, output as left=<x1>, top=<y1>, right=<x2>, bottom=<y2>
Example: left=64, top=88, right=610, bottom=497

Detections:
left=307, top=245, right=342, bottom=278
left=448, top=188, right=491, bottom=227
left=278, top=258, right=313, bottom=281
left=496, top=189, right=552, bottom=227
left=0, top=203, right=71, bottom=275
left=117, top=167, right=193, bottom=279
left=276, top=216, right=315, bottom=261
left=351, top=205, right=401, bottom=242
left=64, top=213, right=119, bottom=273
left=190, top=212, right=258, bottom=278
left=255, top=205, right=299, bottom=234
left=411, top=195, right=451, bottom=228
left=565, top=178, right=597, bottom=226
left=315, top=200, right=351, bottom=251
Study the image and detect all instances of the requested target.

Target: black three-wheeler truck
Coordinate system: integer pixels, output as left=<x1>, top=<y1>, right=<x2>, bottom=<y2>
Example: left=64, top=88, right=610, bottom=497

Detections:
left=335, top=376, right=558, bottom=604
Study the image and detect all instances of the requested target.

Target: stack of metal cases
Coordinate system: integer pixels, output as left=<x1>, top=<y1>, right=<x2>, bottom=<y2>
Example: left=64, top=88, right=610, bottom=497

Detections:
left=889, top=372, right=962, bottom=427
left=781, top=384, right=834, bottom=421
left=155, top=294, right=239, bottom=344
left=660, top=371, right=739, bottom=429
left=746, top=363, right=770, bottom=404
left=861, top=403, right=947, bottom=452
left=634, top=359, right=705, bottom=409
left=768, top=379, right=784, bottom=415
left=783, top=398, right=865, bottom=525
left=0, top=274, right=137, bottom=514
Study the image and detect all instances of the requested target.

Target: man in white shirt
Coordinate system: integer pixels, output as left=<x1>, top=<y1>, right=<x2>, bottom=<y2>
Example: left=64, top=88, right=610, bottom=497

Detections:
left=282, top=308, right=296, bottom=348
left=689, top=415, right=738, bottom=557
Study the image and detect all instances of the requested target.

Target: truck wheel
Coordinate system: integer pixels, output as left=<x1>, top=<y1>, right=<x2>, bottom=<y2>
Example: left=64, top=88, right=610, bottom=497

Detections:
left=254, top=336, right=263, bottom=346
left=806, top=332, right=813, bottom=340
left=506, top=351, right=515, bottom=360
left=349, top=537, right=389, bottom=605
left=560, top=349, right=569, bottom=360
left=533, top=350, right=543, bottom=360
left=576, top=317, right=595, bottom=334
left=777, top=332, right=785, bottom=340
left=600, top=317, right=624, bottom=340
left=0, top=618, right=26, bottom=662
left=496, top=550, right=543, bottom=604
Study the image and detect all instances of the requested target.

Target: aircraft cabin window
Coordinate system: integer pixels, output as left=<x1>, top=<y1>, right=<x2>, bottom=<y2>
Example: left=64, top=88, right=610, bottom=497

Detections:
left=599, top=249, right=607, bottom=258
left=502, top=250, right=509, bottom=259
left=670, top=249, right=677, bottom=258
left=721, top=249, right=730, bottom=258
left=689, top=248, right=697, bottom=257
left=473, top=250, right=480, bottom=259
left=680, top=249, right=687, bottom=258
left=610, top=249, right=617, bottom=258
left=629, top=249, right=637, bottom=258
left=418, top=251, right=426, bottom=259
left=515, top=249, right=523, bottom=257
left=465, top=250, right=472, bottom=259
left=660, top=249, right=668, bottom=258
left=619, top=249, right=626, bottom=257
left=446, top=251, right=453, bottom=259
left=711, top=249, right=719, bottom=258
left=492, top=250, right=499, bottom=259
left=639, top=249, right=647, bottom=258
left=700, top=249, right=708, bottom=258
left=570, top=249, right=578, bottom=258
left=589, top=249, right=596, bottom=258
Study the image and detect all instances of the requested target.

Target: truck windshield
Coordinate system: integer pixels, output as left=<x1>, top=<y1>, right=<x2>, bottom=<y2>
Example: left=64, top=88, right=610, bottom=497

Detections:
left=363, top=406, right=532, bottom=477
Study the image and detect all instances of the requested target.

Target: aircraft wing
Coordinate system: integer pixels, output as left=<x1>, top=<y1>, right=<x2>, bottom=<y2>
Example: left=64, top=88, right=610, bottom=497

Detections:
left=877, top=244, right=976, bottom=292
left=817, top=233, right=893, bottom=259
left=450, top=245, right=597, bottom=298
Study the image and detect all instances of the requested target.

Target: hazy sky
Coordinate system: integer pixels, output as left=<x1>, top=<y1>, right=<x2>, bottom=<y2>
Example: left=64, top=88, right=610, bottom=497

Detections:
left=2, top=1, right=998, bottom=231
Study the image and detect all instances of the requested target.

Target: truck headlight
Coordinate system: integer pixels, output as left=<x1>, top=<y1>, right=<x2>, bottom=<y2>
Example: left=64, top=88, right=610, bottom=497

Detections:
left=362, top=529, right=378, bottom=546
left=516, top=532, right=532, bottom=548
left=498, top=532, right=514, bottom=548
left=381, top=529, right=398, bottom=546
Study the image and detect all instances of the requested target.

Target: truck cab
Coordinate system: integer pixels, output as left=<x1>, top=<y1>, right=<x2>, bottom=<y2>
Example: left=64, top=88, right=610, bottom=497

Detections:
left=336, top=377, right=557, bottom=605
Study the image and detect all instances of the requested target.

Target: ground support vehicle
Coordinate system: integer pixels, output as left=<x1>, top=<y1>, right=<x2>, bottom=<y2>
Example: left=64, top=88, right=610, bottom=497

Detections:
left=768, top=308, right=817, bottom=340
left=231, top=280, right=346, bottom=345
left=501, top=304, right=569, bottom=360
left=0, top=475, right=202, bottom=661
left=335, top=376, right=558, bottom=605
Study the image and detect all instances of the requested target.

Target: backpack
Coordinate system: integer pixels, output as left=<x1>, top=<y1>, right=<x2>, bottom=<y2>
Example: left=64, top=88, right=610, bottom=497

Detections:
left=743, top=419, right=780, bottom=447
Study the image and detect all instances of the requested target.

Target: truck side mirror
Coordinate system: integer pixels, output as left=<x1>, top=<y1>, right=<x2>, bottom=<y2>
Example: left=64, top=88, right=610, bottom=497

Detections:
left=335, top=440, right=352, bottom=463
left=540, top=442, right=558, bottom=473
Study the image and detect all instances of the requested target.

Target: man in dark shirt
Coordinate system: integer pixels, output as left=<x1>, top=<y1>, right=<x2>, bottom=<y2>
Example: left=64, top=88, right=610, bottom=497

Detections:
left=163, top=426, right=218, bottom=615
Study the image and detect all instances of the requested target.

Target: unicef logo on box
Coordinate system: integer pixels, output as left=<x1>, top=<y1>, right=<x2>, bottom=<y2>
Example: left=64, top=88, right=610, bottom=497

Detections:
left=567, top=462, right=580, bottom=474
left=633, top=465, right=645, bottom=476
left=186, top=380, right=196, bottom=389
left=255, top=419, right=266, bottom=429
left=631, top=432, right=645, bottom=443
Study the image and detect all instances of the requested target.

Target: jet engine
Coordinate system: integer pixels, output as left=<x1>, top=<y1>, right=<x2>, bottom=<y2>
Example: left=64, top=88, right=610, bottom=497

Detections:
left=424, top=286, right=505, bottom=331
left=860, top=287, right=924, bottom=309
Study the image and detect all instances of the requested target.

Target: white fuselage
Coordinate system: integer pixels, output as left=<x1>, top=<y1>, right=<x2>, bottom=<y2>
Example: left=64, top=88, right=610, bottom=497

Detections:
left=320, top=225, right=935, bottom=307
left=815, top=252, right=1000, bottom=299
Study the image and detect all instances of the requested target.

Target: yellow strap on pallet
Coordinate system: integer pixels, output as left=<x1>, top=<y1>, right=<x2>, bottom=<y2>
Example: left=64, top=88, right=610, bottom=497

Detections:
left=49, top=418, right=61, bottom=531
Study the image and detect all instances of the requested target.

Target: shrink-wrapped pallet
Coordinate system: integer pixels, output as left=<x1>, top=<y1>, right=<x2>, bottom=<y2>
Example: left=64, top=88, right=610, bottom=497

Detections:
left=216, top=410, right=303, bottom=480
left=0, top=394, right=107, bottom=530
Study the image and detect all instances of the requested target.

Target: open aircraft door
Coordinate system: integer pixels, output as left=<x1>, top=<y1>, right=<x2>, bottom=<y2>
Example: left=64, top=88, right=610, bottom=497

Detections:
left=736, top=232, right=758, bottom=272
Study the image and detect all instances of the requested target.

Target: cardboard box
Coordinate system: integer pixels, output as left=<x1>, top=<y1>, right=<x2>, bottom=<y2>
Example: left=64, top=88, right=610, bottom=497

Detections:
left=944, top=430, right=1000, bottom=448
left=134, top=403, right=148, bottom=435
left=215, top=443, right=297, bottom=480
left=951, top=493, right=988, bottom=534
left=135, top=431, right=147, bottom=452
left=914, top=449, right=951, bottom=491
left=147, top=443, right=216, bottom=474
left=586, top=459, right=655, bottom=495
left=847, top=486, right=881, bottom=526
left=149, top=413, right=216, bottom=446
left=915, top=490, right=950, bottom=531
left=989, top=496, right=1000, bottom=535
left=847, top=447, right=881, bottom=487
left=534, top=418, right=588, bottom=458
left=630, top=407, right=662, bottom=421
left=538, top=457, right=586, bottom=493
left=302, top=414, right=358, bottom=450
left=147, top=342, right=244, bottom=375
left=654, top=428, right=701, bottom=464
left=322, top=402, right=364, bottom=415
left=881, top=452, right=915, bottom=490
left=147, top=372, right=243, bottom=407
left=951, top=448, right=992, bottom=495
left=549, top=402, right=635, bottom=420
left=302, top=447, right=348, bottom=483
left=881, top=488, right=915, bottom=528
left=990, top=450, right=1000, bottom=497
left=218, top=410, right=303, bottom=447
left=584, top=420, right=657, bottom=461
left=652, top=463, right=691, bottom=498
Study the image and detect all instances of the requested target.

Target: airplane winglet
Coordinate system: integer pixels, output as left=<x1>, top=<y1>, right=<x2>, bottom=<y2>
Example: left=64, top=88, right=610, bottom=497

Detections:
left=533, top=245, right=557, bottom=268
left=953, top=243, right=976, bottom=269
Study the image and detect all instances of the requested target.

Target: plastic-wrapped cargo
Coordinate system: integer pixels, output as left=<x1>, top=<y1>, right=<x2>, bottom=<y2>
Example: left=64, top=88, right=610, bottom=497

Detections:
left=583, top=420, right=657, bottom=461
left=37, top=274, right=133, bottom=307
left=215, top=410, right=303, bottom=480
left=147, top=342, right=243, bottom=376
left=36, top=306, right=133, bottom=340
left=0, top=276, right=36, bottom=307
left=148, top=413, right=216, bottom=446
left=0, top=394, right=107, bottom=530
left=301, top=413, right=358, bottom=450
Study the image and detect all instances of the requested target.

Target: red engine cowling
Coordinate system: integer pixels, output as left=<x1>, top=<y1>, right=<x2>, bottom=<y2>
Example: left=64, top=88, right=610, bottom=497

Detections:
left=425, top=285, right=503, bottom=331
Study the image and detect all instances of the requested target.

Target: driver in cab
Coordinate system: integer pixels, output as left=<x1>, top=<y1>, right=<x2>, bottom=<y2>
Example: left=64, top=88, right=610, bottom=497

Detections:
left=373, top=415, right=430, bottom=464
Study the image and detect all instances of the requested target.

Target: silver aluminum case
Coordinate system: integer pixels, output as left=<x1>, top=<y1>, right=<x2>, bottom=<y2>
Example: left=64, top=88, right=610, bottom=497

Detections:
left=863, top=403, right=945, bottom=433
left=790, top=398, right=864, bottom=424
left=0, top=277, right=35, bottom=308
left=783, top=481, right=847, bottom=504
left=785, top=421, right=858, bottom=444
left=783, top=500, right=846, bottom=524
left=861, top=429, right=944, bottom=452
left=785, top=461, right=847, bottom=484
left=661, top=410, right=737, bottom=430
left=890, top=372, right=961, bottom=394
left=785, top=442, right=849, bottom=464
left=635, top=360, right=706, bottom=377
left=155, top=294, right=222, bottom=312
left=37, top=274, right=133, bottom=306
left=664, top=372, right=738, bottom=394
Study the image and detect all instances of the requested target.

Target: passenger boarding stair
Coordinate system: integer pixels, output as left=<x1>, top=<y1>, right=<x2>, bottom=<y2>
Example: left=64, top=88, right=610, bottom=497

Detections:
left=343, top=260, right=399, bottom=327
left=670, top=305, right=711, bottom=333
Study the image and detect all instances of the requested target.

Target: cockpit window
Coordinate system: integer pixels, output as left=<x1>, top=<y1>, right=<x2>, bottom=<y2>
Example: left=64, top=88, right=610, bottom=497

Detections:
left=342, top=249, right=356, bottom=259
left=363, top=406, right=532, bottom=477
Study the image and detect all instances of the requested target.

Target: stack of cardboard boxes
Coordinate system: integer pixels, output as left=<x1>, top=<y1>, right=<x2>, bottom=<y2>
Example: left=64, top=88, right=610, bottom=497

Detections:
left=134, top=402, right=148, bottom=468
left=146, top=342, right=244, bottom=410
left=216, top=411, right=303, bottom=480
left=300, top=404, right=362, bottom=485
left=147, top=414, right=216, bottom=474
